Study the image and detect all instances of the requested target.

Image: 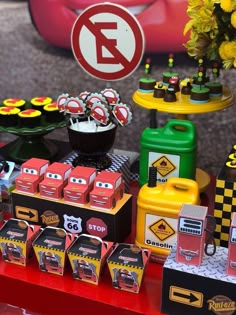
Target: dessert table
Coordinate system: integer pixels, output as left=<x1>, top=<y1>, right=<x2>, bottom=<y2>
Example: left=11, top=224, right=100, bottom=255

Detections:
left=0, top=170, right=216, bottom=315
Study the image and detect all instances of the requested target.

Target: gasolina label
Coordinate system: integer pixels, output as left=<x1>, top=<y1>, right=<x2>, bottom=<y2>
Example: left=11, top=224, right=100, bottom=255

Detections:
left=145, top=214, right=177, bottom=249
left=149, top=152, right=179, bottom=182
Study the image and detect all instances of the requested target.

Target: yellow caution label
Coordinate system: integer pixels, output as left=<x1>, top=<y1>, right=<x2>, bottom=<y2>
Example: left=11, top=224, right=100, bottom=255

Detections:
left=149, top=218, right=175, bottom=241
left=152, top=155, right=176, bottom=177
left=15, top=206, right=38, bottom=222
left=169, top=286, right=203, bottom=308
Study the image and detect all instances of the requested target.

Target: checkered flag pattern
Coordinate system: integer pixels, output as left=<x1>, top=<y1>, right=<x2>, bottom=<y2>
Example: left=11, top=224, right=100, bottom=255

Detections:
left=61, top=151, right=130, bottom=192
left=214, top=179, right=236, bottom=247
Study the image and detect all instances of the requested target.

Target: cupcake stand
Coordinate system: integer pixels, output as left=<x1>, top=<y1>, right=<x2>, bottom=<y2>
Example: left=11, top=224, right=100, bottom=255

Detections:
left=0, top=120, right=68, bottom=164
left=132, top=87, right=234, bottom=192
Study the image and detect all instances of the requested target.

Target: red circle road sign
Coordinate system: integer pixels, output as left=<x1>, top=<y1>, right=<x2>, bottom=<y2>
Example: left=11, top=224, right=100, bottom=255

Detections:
left=86, top=217, right=108, bottom=238
left=71, top=3, right=145, bottom=81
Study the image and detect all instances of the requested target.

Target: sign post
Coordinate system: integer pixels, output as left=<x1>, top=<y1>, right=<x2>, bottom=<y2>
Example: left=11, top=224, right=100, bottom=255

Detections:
left=71, top=3, right=145, bottom=81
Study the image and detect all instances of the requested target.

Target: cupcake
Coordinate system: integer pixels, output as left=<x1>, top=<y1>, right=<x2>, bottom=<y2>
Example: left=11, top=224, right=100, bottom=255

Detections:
left=164, top=87, right=177, bottom=102
left=138, top=77, right=156, bottom=92
left=0, top=106, right=20, bottom=127
left=180, top=79, right=193, bottom=95
left=205, top=82, right=223, bottom=97
left=153, top=82, right=166, bottom=98
left=225, top=160, right=236, bottom=180
left=162, top=72, right=179, bottom=85
left=44, top=102, right=65, bottom=123
left=168, top=76, right=180, bottom=92
left=30, top=96, right=53, bottom=113
left=18, top=109, right=42, bottom=128
left=190, top=86, right=210, bottom=104
left=3, top=98, right=26, bottom=110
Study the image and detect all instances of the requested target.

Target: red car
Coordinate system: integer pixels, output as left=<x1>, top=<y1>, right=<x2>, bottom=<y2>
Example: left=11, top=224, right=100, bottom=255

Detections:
left=64, top=166, right=97, bottom=205
left=114, top=269, right=138, bottom=292
left=73, top=259, right=97, bottom=282
left=3, top=243, right=25, bottom=265
left=40, top=251, right=63, bottom=274
left=15, top=158, right=50, bottom=195
left=39, top=162, right=72, bottom=200
left=90, top=171, right=124, bottom=210
left=28, top=0, right=188, bottom=53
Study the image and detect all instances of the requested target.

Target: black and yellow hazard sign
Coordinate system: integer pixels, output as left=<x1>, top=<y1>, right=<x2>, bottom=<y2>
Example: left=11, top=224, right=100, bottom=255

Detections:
left=169, top=286, right=203, bottom=308
left=149, top=218, right=175, bottom=241
left=152, top=155, right=176, bottom=177
left=15, top=206, right=38, bottom=222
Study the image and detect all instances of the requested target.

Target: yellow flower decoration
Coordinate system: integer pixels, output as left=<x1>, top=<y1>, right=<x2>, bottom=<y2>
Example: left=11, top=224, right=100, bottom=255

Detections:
left=184, top=0, right=217, bottom=34
left=220, top=0, right=236, bottom=12
left=219, top=41, right=236, bottom=68
left=184, top=0, right=236, bottom=69
left=231, top=10, right=236, bottom=27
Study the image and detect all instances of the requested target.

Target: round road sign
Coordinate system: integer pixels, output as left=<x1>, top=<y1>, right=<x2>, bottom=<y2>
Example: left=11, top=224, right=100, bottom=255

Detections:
left=71, top=3, right=145, bottom=81
left=86, top=217, right=108, bottom=238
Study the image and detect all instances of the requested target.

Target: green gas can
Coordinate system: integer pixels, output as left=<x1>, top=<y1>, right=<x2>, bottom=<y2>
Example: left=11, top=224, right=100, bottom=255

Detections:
left=139, top=119, right=197, bottom=186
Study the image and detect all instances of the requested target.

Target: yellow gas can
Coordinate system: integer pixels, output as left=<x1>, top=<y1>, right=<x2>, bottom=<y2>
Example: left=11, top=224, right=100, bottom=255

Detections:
left=135, top=168, right=200, bottom=264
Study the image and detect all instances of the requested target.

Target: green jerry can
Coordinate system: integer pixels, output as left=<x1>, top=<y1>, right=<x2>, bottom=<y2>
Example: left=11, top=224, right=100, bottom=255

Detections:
left=139, top=119, right=197, bottom=186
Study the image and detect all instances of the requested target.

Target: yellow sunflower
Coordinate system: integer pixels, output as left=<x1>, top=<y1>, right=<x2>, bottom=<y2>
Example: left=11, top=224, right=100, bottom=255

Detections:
left=219, top=41, right=236, bottom=68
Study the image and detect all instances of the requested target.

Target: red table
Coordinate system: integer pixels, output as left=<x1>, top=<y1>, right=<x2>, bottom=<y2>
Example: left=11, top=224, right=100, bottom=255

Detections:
left=0, top=253, right=164, bottom=315
left=0, top=160, right=216, bottom=315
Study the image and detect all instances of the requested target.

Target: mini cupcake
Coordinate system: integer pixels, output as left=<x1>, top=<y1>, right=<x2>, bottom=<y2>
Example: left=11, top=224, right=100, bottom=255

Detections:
left=205, top=81, right=223, bottom=97
left=3, top=98, right=26, bottom=110
left=30, top=96, right=53, bottom=113
left=164, top=87, right=177, bottom=102
left=180, top=78, right=193, bottom=95
left=0, top=106, right=20, bottom=127
left=153, top=82, right=166, bottom=98
left=168, top=76, right=180, bottom=92
left=162, top=72, right=179, bottom=85
left=190, top=86, right=210, bottom=104
left=44, top=102, right=65, bottom=123
left=18, top=109, right=42, bottom=128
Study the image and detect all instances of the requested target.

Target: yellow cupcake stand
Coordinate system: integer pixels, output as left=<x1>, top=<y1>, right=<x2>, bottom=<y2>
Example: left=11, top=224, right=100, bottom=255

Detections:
left=132, top=87, right=234, bottom=192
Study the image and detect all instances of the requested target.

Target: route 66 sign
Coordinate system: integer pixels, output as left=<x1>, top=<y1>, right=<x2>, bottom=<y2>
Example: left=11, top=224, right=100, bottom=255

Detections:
left=63, top=214, right=82, bottom=234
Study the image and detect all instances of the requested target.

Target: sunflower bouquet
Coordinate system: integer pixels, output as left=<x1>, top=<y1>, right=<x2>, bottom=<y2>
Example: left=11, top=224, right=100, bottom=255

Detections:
left=184, top=0, right=236, bottom=69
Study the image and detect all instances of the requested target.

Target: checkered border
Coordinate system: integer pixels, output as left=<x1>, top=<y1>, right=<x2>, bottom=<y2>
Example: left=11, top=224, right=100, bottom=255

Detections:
left=61, top=151, right=131, bottom=192
left=214, top=178, right=236, bottom=247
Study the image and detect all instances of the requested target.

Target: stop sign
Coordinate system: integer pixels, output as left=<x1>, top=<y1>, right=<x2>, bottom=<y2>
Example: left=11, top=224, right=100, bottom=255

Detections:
left=86, top=217, right=108, bottom=238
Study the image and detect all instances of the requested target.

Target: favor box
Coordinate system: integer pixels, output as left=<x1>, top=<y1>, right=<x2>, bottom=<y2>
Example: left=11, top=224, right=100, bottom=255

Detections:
left=161, top=245, right=236, bottom=315
left=0, top=218, right=41, bottom=266
left=107, top=243, right=151, bottom=293
left=32, top=226, right=74, bottom=276
left=67, top=234, right=113, bottom=285
left=15, top=157, right=49, bottom=195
